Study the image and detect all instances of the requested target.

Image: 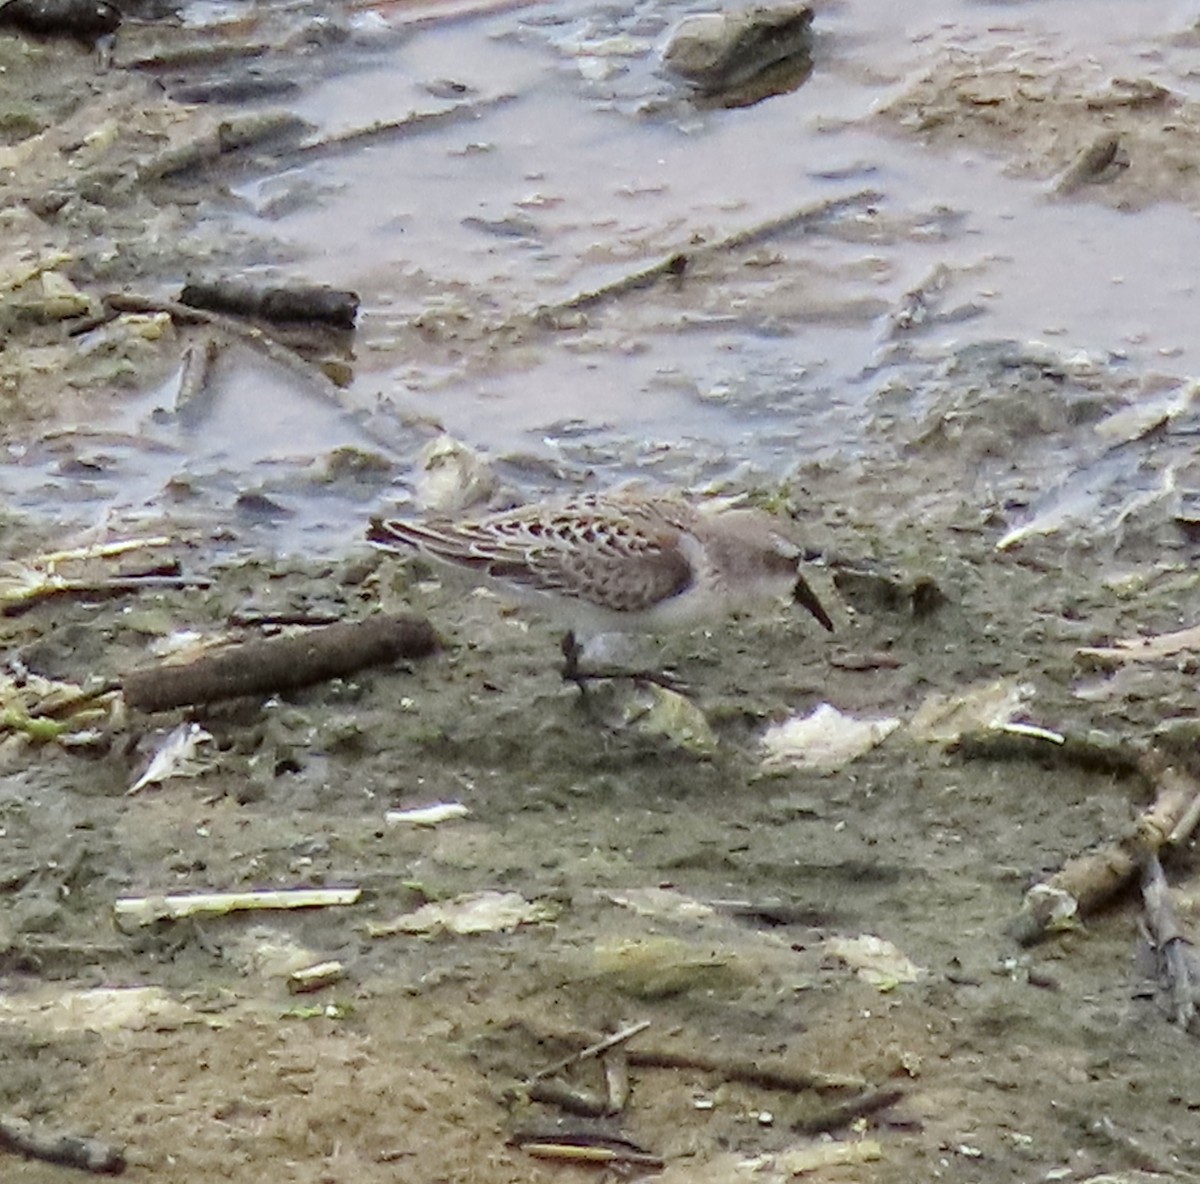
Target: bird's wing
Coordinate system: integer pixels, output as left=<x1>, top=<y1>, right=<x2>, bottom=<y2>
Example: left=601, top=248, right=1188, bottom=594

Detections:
left=369, top=502, right=695, bottom=614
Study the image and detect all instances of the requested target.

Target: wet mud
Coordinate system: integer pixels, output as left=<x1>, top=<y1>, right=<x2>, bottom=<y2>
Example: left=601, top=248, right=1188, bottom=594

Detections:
left=3, top=2, right=1200, bottom=1182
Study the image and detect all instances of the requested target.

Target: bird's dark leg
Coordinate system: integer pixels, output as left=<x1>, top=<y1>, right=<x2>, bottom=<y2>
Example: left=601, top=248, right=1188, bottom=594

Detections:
left=561, top=630, right=687, bottom=695
left=561, top=630, right=588, bottom=693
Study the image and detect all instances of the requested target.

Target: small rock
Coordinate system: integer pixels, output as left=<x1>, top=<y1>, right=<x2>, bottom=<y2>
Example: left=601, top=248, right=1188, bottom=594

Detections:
left=662, top=2, right=813, bottom=93
left=0, top=0, right=119, bottom=40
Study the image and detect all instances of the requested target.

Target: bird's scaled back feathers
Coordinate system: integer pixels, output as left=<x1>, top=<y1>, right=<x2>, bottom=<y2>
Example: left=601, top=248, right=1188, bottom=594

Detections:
left=367, top=492, right=834, bottom=632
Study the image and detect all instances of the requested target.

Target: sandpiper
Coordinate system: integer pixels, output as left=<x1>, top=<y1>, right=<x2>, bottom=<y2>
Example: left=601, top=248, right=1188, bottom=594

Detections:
left=367, top=490, right=833, bottom=683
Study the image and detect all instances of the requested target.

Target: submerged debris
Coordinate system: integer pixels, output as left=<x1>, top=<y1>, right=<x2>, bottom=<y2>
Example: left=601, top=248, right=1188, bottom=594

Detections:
left=174, top=334, right=223, bottom=426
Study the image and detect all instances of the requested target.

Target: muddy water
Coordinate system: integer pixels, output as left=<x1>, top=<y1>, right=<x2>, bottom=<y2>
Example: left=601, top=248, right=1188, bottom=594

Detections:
left=136, top=0, right=1200, bottom=544
left=2, top=0, right=1196, bottom=545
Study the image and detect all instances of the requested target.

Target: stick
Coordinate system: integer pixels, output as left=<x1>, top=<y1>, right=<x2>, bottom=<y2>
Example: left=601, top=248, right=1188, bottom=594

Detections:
left=1141, top=853, right=1200, bottom=1029
left=518, top=1141, right=663, bottom=1167
left=0, top=1115, right=126, bottom=1174
left=523, top=189, right=881, bottom=327
left=1008, top=760, right=1200, bottom=945
left=113, top=886, right=361, bottom=926
left=791, top=1087, right=905, bottom=1135
left=952, top=726, right=1148, bottom=780
left=625, top=1048, right=862, bottom=1093
left=121, top=613, right=438, bottom=711
left=528, top=1019, right=651, bottom=1084
left=138, top=112, right=309, bottom=182
left=26, top=538, right=172, bottom=566
left=510, top=1132, right=663, bottom=1169
left=175, top=334, right=223, bottom=425
left=603, top=1049, right=630, bottom=1115
left=102, top=294, right=346, bottom=403
left=1, top=575, right=211, bottom=617
left=288, top=96, right=515, bottom=164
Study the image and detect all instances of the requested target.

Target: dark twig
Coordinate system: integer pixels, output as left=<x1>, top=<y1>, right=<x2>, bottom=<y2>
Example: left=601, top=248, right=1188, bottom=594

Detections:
left=526, top=1080, right=609, bottom=1118
left=626, top=1048, right=861, bottom=1094
left=791, top=1087, right=905, bottom=1135
left=122, top=613, right=438, bottom=711
left=0, top=1114, right=126, bottom=1174
left=1141, top=853, right=1200, bottom=1030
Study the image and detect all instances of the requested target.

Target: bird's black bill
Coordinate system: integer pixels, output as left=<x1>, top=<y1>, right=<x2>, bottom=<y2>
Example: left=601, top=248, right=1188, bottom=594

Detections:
left=793, top=574, right=835, bottom=632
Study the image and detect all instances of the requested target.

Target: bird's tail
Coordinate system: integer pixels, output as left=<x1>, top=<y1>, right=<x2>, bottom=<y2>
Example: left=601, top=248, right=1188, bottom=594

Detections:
left=367, top=517, right=422, bottom=552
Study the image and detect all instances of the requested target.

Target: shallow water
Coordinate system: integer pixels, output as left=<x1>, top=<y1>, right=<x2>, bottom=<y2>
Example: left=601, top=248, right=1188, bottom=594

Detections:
left=8, top=0, right=1200, bottom=550
left=189, top=0, right=1200, bottom=491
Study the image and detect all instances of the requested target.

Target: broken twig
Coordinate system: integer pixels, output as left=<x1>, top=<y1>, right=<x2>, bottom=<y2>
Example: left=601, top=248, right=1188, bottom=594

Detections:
left=1008, top=758, right=1200, bottom=945
left=175, top=334, right=223, bottom=425
left=1, top=574, right=209, bottom=617
left=528, top=1019, right=651, bottom=1084
left=626, top=1047, right=861, bottom=1094
left=102, top=293, right=345, bottom=406
left=1140, top=853, right=1200, bottom=1030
